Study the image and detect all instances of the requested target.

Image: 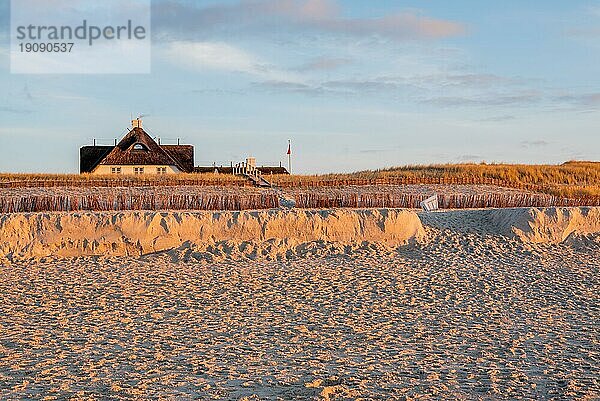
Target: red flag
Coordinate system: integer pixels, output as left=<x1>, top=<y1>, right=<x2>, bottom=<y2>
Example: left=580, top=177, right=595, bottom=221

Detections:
left=287, top=141, right=291, bottom=155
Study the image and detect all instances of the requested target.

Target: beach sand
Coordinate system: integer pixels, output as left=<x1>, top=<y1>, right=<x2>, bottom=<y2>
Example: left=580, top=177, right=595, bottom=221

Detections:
left=0, top=208, right=598, bottom=399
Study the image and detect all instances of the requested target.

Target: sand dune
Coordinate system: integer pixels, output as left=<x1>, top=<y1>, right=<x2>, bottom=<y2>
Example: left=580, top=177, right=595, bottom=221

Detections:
left=0, top=214, right=597, bottom=399
left=0, top=207, right=598, bottom=260
left=0, top=209, right=424, bottom=259
left=0, top=207, right=598, bottom=399
left=420, top=207, right=600, bottom=243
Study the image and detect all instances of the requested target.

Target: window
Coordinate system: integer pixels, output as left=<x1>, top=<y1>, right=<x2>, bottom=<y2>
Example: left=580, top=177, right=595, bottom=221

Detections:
left=111, top=167, right=121, bottom=174
left=132, top=143, right=147, bottom=151
left=156, top=167, right=167, bottom=175
left=134, top=167, right=144, bottom=174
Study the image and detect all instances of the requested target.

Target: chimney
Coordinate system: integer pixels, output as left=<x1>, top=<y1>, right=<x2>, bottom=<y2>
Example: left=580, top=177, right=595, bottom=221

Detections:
left=132, top=118, right=142, bottom=129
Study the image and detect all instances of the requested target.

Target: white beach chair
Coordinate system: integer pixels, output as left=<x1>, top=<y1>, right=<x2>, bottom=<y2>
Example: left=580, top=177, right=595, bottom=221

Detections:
left=420, top=194, right=439, bottom=211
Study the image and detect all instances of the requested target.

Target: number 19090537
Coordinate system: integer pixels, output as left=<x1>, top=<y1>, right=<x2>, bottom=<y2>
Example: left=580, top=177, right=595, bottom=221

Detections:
left=19, top=42, right=74, bottom=52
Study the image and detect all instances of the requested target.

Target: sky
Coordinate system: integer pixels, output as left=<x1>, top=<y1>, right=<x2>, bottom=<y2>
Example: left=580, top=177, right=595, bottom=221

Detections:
left=0, top=0, right=599, bottom=174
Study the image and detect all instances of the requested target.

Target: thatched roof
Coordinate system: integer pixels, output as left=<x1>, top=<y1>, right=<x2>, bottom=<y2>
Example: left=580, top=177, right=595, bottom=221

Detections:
left=99, top=128, right=180, bottom=168
left=80, top=127, right=195, bottom=173
left=162, top=145, right=194, bottom=173
left=80, top=146, right=113, bottom=173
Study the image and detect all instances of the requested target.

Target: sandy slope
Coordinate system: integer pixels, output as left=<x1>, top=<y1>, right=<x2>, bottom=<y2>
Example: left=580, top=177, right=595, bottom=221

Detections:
left=0, top=207, right=598, bottom=399
left=420, top=207, right=600, bottom=243
left=0, top=207, right=598, bottom=260
left=0, top=231, right=598, bottom=399
left=0, top=209, right=424, bottom=259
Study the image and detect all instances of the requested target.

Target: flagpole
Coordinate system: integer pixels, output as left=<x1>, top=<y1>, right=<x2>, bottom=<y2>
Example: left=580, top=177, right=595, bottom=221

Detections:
left=287, top=139, right=292, bottom=174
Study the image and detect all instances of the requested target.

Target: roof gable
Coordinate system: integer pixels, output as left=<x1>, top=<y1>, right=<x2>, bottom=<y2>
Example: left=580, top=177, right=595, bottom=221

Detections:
left=162, top=145, right=194, bottom=173
left=98, top=127, right=183, bottom=170
left=80, top=146, right=114, bottom=173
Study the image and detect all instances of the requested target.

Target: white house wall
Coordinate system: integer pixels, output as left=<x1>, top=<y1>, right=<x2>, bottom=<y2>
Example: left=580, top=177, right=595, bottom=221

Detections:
left=92, top=165, right=181, bottom=175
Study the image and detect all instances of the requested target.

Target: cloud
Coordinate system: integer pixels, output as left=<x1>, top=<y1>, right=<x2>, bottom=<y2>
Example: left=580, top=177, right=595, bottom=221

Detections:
left=568, top=93, right=600, bottom=106
left=164, top=41, right=260, bottom=72
left=359, top=148, right=397, bottom=154
left=190, top=88, right=246, bottom=96
left=521, top=140, right=549, bottom=148
left=580, top=93, right=600, bottom=105
left=257, top=77, right=422, bottom=97
left=479, top=115, right=516, bottom=122
left=154, top=28, right=593, bottom=116
left=553, top=93, right=600, bottom=110
left=375, top=73, right=526, bottom=92
left=258, top=72, right=532, bottom=99
left=419, top=91, right=599, bottom=112
left=161, top=41, right=300, bottom=82
left=296, top=57, right=352, bottom=72
left=426, top=73, right=520, bottom=87
left=457, top=154, right=483, bottom=161
left=316, top=12, right=466, bottom=41
left=153, top=0, right=466, bottom=42
left=250, top=69, right=544, bottom=107
left=254, top=70, right=598, bottom=116
left=422, top=91, right=543, bottom=107
left=258, top=80, right=324, bottom=95
left=323, top=79, right=412, bottom=92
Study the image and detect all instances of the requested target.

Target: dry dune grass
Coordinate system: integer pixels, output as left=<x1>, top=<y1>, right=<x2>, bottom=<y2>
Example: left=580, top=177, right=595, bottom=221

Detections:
left=0, top=172, right=247, bottom=187
left=1, top=162, right=598, bottom=211
left=362, top=161, right=599, bottom=185
left=1, top=162, right=598, bottom=196
left=271, top=161, right=600, bottom=197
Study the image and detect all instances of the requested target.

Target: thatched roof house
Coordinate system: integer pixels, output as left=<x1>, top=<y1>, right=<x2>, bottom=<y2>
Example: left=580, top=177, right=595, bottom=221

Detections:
left=80, top=119, right=194, bottom=174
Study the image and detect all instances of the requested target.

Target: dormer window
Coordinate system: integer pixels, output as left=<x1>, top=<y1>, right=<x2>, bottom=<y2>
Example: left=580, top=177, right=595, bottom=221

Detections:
left=132, top=143, right=147, bottom=151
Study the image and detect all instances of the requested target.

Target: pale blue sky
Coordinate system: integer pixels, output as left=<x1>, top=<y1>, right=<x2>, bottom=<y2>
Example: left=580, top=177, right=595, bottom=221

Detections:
left=0, top=0, right=599, bottom=173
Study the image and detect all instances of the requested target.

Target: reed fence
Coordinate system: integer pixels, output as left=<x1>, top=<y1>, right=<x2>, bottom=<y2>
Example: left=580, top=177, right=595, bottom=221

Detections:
left=293, top=192, right=600, bottom=209
left=0, top=193, right=279, bottom=213
left=1, top=191, right=598, bottom=213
